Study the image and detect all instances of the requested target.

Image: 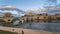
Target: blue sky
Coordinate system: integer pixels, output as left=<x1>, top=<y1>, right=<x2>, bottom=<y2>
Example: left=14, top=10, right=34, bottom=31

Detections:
left=0, top=0, right=60, bottom=10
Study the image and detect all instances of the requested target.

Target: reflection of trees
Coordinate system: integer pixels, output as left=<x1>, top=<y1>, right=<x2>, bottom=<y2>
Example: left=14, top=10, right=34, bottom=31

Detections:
left=57, top=17, right=60, bottom=20
left=26, top=17, right=33, bottom=22
left=48, top=16, right=52, bottom=22
left=26, top=18, right=29, bottom=22
left=37, top=17, right=39, bottom=22
left=44, top=16, right=46, bottom=22
left=31, top=18, right=33, bottom=22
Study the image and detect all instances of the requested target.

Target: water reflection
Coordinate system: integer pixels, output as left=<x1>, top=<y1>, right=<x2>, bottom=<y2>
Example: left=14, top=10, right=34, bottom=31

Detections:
left=16, top=22, right=60, bottom=32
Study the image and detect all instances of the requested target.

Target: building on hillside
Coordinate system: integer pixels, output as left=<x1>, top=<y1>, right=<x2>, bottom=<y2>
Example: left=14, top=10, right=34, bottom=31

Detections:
left=19, top=14, right=46, bottom=22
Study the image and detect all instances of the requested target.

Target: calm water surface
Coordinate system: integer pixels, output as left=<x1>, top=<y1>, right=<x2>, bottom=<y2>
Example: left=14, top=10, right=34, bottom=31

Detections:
left=16, top=22, right=60, bottom=32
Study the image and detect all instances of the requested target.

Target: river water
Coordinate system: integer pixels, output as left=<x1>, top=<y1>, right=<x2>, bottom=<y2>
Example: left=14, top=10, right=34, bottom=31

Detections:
left=16, top=22, right=60, bottom=32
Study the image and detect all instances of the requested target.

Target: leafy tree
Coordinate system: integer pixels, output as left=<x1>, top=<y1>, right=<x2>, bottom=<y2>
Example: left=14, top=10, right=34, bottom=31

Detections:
left=3, top=12, right=12, bottom=18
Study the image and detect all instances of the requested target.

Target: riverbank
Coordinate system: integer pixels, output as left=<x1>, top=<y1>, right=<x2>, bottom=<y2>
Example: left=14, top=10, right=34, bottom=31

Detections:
left=0, top=26, right=60, bottom=34
left=0, top=30, right=18, bottom=34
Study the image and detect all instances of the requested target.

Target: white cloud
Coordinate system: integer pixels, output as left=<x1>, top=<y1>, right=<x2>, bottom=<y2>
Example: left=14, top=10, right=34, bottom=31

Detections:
left=23, top=5, right=60, bottom=14
left=0, top=10, right=18, bottom=14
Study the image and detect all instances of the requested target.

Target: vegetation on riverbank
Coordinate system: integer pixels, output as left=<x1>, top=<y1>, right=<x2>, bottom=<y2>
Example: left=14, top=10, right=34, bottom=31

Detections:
left=0, top=21, right=14, bottom=27
left=0, top=30, right=18, bottom=34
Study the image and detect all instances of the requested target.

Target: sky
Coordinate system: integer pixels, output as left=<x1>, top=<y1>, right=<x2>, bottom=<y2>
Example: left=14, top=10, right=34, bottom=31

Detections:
left=0, top=0, right=60, bottom=10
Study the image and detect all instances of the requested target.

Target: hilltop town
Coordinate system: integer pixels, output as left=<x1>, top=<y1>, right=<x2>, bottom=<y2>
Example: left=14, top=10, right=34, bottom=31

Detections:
left=0, top=12, right=60, bottom=25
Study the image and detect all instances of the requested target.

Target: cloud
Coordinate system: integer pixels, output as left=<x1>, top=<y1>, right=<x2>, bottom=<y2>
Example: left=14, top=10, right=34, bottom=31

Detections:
left=0, top=6, right=15, bottom=8
left=0, top=10, right=18, bottom=14
left=24, top=5, right=60, bottom=14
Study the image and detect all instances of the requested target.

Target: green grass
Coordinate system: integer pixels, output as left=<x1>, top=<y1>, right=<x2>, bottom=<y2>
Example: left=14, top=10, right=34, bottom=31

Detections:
left=0, top=30, right=18, bottom=34
left=0, top=21, right=14, bottom=27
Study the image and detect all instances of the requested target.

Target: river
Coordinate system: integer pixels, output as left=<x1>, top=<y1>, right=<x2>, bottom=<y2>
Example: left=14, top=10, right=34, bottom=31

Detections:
left=16, top=22, right=60, bottom=32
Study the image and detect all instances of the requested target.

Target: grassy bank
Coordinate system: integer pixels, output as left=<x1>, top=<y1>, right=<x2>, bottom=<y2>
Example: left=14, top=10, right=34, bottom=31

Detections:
left=0, top=30, right=18, bottom=34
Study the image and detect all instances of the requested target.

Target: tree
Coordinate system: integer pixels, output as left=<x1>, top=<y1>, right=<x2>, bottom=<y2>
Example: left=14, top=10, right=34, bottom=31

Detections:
left=3, top=12, right=12, bottom=18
